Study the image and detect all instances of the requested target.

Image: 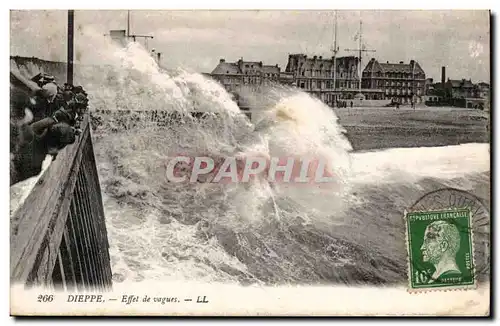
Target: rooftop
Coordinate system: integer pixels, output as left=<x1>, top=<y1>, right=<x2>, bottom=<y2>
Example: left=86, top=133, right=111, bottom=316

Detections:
left=211, top=61, right=240, bottom=75
left=211, top=58, right=281, bottom=75
left=363, top=58, right=425, bottom=75
left=447, top=79, right=474, bottom=88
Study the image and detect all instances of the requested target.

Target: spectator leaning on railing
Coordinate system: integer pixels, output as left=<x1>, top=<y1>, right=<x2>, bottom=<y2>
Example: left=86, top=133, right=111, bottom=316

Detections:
left=10, top=70, right=90, bottom=186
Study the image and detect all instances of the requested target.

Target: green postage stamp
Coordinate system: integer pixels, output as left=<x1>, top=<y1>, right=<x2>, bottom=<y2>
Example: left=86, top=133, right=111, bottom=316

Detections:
left=405, top=207, right=476, bottom=292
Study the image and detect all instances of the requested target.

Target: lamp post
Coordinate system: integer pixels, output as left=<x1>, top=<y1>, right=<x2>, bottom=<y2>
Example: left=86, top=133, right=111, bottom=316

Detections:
left=67, top=10, right=74, bottom=85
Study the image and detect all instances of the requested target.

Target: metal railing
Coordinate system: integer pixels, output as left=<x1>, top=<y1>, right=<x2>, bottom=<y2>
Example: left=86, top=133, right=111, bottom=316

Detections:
left=10, top=114, right=113, bottom=291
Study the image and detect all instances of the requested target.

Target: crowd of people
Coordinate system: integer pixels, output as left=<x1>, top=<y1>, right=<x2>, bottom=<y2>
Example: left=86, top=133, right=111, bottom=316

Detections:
left=10, top=71, right=89, bottom=186
left=336, top=101, right=353, bottom=108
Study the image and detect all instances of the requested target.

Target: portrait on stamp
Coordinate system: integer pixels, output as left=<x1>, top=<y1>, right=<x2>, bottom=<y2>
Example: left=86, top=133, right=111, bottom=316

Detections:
left=420, top=220, right=462, bottom=282
left=406, top=208, right=475, bottom=291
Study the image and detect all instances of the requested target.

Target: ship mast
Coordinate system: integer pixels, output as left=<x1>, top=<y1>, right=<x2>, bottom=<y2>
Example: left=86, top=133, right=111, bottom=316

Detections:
left=126, top=10, right=154, bottom=51
left=331, top=10, right=339, bottom=94
left=345, top=13, right=376, bottom=95
left=358, top=20, right=362, bottom=93
left=127, top=10, right=130, bottom=37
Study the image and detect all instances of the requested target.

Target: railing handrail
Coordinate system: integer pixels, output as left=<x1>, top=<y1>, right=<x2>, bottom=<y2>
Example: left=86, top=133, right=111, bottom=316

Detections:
left=10, top=114, right=96, bottom=285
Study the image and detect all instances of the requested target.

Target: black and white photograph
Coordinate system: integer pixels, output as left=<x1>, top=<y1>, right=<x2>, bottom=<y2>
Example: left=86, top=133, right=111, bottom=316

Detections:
left=9, top=8, right=491, bottom=316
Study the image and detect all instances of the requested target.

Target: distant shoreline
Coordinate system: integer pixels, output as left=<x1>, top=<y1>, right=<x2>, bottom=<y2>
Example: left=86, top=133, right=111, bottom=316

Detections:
left=333, top=107, right=489, bottom=151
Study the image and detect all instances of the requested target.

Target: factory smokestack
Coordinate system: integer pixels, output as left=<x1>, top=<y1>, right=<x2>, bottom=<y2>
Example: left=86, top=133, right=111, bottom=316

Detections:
left=441, top=66, right=446, bottom=88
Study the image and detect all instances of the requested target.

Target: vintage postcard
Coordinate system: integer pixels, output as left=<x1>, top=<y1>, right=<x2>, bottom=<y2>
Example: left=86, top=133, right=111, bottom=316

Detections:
left=9, top=9, right=490, bottom=316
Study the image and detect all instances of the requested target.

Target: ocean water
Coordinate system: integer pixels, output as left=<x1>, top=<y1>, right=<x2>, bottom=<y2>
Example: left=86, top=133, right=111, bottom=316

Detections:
left=38, top=32, right=491, bottom=286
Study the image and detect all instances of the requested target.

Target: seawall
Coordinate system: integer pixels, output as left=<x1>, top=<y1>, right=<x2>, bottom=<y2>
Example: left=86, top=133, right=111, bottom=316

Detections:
left=10, top=56, right=68, bottom=83
left=11, top=56, right=489, bottom=151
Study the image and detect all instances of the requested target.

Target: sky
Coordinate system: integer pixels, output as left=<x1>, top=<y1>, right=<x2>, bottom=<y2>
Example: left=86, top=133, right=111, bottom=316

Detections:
left=10, top=10, right=490, bottom=82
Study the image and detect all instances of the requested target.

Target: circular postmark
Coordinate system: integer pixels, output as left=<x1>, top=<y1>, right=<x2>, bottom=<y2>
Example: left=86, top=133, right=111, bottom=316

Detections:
left=405, top=188, right=490, bottom=291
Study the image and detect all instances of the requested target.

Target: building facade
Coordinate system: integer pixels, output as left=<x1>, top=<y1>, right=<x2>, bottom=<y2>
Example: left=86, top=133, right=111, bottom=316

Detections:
left=210, top=58, right=284, bottom=93
left=477, top=82, right=490, bottom=100
left=444, top=78, right=488, bottom=109
left=284, top=54, right=361, bottom=105
left=424, top=66, right=489, bottom=109
left=361, top=58, right=426, bottom=104
left=445, top=78, right=476, bottom=99
left=209, top=55, right=431, bottom=107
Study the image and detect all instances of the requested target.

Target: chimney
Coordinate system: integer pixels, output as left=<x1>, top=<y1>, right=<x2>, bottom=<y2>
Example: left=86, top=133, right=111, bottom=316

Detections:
left=157, top=52, right=161, bottom=64
left=220, top=58, right=225, bottom=63
left=410, top=59, right=415, bottom=65
left=441, top=66, right=446, bottom=86
left=259, top=61, right=263, bottom=66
